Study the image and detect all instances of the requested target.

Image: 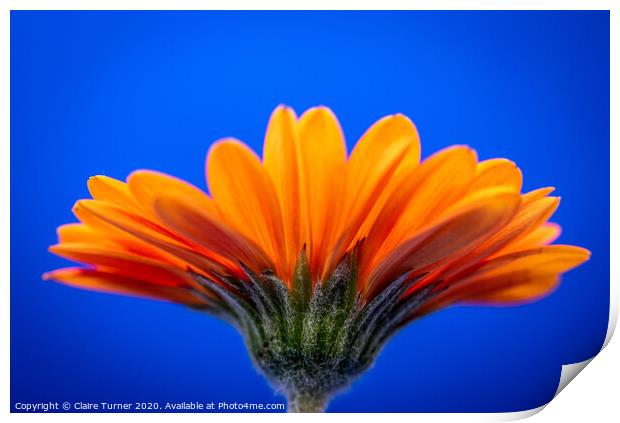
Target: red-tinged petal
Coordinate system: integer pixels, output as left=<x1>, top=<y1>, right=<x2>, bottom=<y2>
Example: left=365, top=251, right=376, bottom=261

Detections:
left=74, top=200, right=238, bottom=277
left=484, top=196, right=559, bottom=254
left=48, top=243, right=194, bottom=287
left=153, top=192, right=272, bottom=273
left=420, top=245, right=590, bottom=311
left=430, top=195, right=560, bottom=285
left=366, top=189, right=520, bottom=297
left=68, top=210, right=192, bottom=267
left=361, top=146, right=477, bottom=280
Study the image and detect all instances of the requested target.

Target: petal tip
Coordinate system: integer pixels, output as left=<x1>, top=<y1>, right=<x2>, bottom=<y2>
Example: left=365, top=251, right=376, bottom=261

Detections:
left=579, top=247, right=592, bottom=260
left=71, top=201, right=82, bottom=213
left=271, top=104, right=297, bottom=118
left=304, top=105, right=336, bottom=118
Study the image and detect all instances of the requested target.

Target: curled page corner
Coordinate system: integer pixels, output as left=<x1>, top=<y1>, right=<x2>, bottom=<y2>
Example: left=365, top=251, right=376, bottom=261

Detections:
left=495, top=404, right=546, bottom=421
left=549, top=287, right=618, bottom=401
left=494, top=358, right=596, bottom=422
left=497, top=296, right=617, bottom=421
left=554, top=358, right=595, bottom=397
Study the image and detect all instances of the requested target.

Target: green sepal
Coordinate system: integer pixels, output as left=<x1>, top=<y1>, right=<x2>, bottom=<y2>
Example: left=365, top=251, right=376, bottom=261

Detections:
left=291, top=246, right=312, bottom=311
left=189, top=249, right=438, bottom=412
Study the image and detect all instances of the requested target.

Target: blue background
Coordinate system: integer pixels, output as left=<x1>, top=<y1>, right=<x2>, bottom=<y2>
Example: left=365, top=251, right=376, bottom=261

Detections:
left=11, top=11, right=609, bottom=412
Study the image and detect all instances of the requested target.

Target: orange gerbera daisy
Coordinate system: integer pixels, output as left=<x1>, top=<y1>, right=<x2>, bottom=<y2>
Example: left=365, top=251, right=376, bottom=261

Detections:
left=45, top=105, right=589, bottom=412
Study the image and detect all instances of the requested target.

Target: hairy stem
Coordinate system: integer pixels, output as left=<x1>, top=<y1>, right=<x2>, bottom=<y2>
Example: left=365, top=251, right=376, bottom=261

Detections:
left=286, top=391, right=330, bottom=413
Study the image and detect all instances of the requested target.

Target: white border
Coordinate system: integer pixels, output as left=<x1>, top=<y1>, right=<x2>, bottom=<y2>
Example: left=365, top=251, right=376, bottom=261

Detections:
left=2, top=2, right=616, bottom=421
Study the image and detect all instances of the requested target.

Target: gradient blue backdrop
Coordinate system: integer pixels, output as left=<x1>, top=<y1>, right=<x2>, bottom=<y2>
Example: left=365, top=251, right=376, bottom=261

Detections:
left=11, top=11, right=609, bottom=412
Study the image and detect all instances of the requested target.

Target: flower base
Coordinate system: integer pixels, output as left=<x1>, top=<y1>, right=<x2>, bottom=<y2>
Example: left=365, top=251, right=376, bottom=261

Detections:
left=191, top=249, right=438, bottom=412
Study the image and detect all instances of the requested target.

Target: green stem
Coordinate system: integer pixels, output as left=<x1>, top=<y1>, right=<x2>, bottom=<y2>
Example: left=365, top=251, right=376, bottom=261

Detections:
left=286, top=391, right=330, bottom=413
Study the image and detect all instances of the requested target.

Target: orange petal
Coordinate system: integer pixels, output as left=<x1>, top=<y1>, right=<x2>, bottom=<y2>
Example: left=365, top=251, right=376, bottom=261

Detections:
left=207, top=138, right=285, bottom=275
left=436, top=245, right=590, bottom=304
left=57, top=223, right=156, bottom=257
left=153, top=192, right=272, bottom=273
left=297, top=106, right=347, bottom=279
left=48, top=243, right=193, bottom=287
left=344, top=114, right=420, bottom=224
left=522, top=186, right=555, bottom=203
left=88, top=175, right=143, bottom=214
left=44, top=267, right=205, bottom=306
left=487, top=196, right=560, bottom=253
left=262, top=106, right=304, bottom=278
left=504, top=222, right=562, bottom=253
left=353, top=116, right=421, bottom=244
left=57, top=223, right=99, bottom=243
left=74, top=200, right=236, bottom=277
left=366, top=188, right=520, bottom=296
left=325, top=114, right=418, bottom=279
left=361, top=146, right=477, bottom=279
left=127, top=170, right=215, bottom=219
left=464, top=275, right=560, bottom=304
left=433, top=195, right=560, bottom=284
left=479, top=245, right=590, bottom=277
left=66, top=212, right=190, bottom=267
left=467, top=158, right=522, bottom=193
left=71, top=204, right=179, bottom=260
left=394, top=146, right=478, bottom=234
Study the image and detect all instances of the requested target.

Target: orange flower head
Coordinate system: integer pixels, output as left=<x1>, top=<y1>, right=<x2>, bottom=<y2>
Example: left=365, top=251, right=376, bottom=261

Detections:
left=44, top=105, right=590, bottom=412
